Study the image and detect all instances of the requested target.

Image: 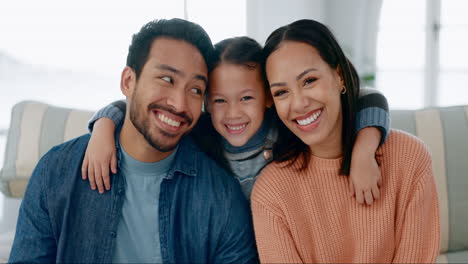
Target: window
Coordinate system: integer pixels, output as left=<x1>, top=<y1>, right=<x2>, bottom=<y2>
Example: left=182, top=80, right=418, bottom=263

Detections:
left=376, top=0, right=468, bottom=109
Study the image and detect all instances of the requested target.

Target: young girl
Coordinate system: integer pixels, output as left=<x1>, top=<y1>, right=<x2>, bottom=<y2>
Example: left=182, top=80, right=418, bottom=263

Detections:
left=83, top=36, right=390, bottom=203
left=251, top=19, right=439, bottom=263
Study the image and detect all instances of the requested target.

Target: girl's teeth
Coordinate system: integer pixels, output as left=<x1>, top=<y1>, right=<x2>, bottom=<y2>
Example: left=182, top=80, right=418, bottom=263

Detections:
left=227, top=124, right=246, bottom=130
left=297, top=110, right=322, bottom=126
left=158, top=113, right=181, bottom=127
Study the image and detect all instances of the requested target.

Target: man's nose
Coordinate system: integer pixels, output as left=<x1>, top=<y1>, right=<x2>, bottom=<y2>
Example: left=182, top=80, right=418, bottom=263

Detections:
left=166, top=88, right=187, bottom=113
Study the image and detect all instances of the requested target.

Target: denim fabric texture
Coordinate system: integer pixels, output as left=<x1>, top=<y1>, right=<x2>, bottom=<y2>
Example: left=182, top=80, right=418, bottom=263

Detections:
left=8, top=133, right=258, bottom=263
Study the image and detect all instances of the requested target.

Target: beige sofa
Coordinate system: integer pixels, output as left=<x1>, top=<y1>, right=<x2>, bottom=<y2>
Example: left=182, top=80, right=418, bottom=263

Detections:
left=1, top=101, right=467, bottom=262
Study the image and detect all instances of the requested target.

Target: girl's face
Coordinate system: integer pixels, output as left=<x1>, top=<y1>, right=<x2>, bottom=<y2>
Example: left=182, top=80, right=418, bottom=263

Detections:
left=208, top=63, right=267, bottom=147
left=266, top=41, right=344, bottom=157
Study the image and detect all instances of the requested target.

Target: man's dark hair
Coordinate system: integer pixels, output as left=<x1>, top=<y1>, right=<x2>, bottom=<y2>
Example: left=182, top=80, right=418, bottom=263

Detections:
left=263, top=19, right=360, bottom=176
left=126, top=18, right=214, bottom=79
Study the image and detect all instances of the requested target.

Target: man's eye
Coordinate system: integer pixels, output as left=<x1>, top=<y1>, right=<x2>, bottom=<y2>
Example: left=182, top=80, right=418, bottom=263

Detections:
left=190, top=87, right=202, bottom=95
left=161, top=76, right=173, bottom=83
left=213, top=98, right=226, bottom=103
left=240, top=96, right=254, bottom=101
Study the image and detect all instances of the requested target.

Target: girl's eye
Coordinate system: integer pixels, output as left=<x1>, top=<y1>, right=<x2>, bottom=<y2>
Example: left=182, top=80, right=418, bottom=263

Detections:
left=240, top=96, right=254, bottom=101
left=304, top=77, right=317, bottom=86
left=161, top=76, right=173, bottom=84
left=213, top=98, right=226, bottom=104
left=273, top=90, right=288, bottom=97
left=190, top=87, right=202, bottom=95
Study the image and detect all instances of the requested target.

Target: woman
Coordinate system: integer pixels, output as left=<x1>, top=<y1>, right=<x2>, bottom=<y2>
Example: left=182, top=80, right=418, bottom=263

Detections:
left=251, top=19, right=440, bottom=263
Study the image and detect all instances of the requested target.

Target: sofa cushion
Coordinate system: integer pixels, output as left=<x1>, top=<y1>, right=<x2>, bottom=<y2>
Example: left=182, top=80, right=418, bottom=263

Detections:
left=0, top=101, right=93, bottom=198
left=391, top=105, right=468, bottom=255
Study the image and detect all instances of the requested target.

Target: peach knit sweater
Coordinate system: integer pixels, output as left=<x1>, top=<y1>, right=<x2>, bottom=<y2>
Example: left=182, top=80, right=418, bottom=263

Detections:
left=251, top=130, right=440, bottom=263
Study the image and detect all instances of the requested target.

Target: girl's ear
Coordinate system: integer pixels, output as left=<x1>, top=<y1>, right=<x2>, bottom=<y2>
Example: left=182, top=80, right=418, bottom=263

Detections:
left=121, top=66, right=136, bottom=98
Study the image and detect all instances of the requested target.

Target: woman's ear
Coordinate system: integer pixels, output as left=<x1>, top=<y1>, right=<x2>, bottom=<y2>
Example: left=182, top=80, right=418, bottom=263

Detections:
left=121, top=66, right=136, bottom=97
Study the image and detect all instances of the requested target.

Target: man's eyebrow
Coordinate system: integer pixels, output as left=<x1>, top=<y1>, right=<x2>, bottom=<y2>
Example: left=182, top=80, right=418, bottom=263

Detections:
left=296, top=68, right=317, bottom=81
left=194, top=74, right=208, bottom=84
left=156, top=64, right=207, bottom=84
left=156, top=64, right=183, bottom=76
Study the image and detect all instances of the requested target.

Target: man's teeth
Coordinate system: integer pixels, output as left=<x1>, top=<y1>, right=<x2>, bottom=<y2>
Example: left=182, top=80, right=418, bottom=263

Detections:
left=297, top=110, right=322, bottom=126
left=227, top=124, right=246, bottom=131
left=158, top=113, right=181, bottom=127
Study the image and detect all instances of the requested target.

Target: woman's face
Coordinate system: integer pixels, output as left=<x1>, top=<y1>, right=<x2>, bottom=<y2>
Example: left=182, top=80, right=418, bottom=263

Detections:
left=207, top=63, right=267, bottom=147
left=266, top=41, right=344, bottom=156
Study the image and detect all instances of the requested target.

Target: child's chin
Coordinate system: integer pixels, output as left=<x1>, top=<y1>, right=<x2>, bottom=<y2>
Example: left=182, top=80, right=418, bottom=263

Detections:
left=226, top=137, right=248, bottom=147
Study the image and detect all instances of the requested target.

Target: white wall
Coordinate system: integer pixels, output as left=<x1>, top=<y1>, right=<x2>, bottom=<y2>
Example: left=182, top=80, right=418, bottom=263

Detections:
left=246, top=0, right=382, bottom=81
left=246, top=0, right=326, bottom=45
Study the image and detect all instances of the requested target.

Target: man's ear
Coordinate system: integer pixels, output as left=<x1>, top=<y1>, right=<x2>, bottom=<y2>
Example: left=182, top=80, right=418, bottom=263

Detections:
left=121, top=66, right=136, bottom=97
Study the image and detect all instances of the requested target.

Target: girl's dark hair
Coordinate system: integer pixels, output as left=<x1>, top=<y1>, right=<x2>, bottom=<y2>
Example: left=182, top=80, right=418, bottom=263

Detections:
left=207, top=37, right=269, bottom=97
left=263, top=19, right=360, bottom=175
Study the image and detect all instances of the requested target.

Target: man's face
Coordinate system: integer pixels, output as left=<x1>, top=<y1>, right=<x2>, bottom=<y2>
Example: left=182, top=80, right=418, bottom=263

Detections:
left=127, top=37, right=208, bottom=152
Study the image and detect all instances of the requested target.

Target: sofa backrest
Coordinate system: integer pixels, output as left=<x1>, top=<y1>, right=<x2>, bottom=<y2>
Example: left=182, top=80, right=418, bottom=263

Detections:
left=390, top=105, right=468, bottom=254
left=1, top=101, right=467, bottom=254
left=0, top=101, right=93, bottom=198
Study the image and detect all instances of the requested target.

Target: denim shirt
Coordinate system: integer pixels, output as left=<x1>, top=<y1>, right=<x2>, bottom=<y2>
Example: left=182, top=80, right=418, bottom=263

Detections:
left=9, top=133, right=258, bottom=263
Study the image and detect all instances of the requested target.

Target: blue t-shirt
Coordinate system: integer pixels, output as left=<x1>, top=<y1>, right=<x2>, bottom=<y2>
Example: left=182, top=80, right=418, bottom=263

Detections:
left=112, top=143, right=177, bottom=263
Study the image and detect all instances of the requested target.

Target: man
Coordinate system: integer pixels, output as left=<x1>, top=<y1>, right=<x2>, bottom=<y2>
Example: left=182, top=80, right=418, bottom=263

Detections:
left=9, top=18, right=257, bottom=263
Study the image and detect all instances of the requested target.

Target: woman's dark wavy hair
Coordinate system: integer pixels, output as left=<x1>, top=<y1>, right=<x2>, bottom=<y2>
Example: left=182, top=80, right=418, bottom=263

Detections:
left=263, top=19, right=360, bottom=175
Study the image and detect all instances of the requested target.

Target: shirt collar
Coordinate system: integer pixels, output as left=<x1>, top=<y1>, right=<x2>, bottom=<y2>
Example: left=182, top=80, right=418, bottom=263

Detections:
left=114, top=126, right=198, bottom=179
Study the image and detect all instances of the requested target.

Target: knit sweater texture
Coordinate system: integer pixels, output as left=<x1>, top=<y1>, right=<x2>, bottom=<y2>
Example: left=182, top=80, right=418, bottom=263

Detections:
left=251, top=130, right=440, bottom=263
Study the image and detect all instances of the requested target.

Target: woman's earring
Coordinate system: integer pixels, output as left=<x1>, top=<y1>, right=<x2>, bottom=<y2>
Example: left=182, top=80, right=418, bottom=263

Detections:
left=341, top=85, right=347, bottom=95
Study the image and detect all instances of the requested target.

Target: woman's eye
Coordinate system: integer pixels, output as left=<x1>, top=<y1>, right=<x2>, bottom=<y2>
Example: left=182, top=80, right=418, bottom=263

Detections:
left=213, top=98, right=226, bottom=104
left=240, top=96, right=254, bottom=101
left=273, top=90, right=288, bottom=97
left=161, top=76, right=173, bottom=83
left=304, top=77, right=317, bottom=86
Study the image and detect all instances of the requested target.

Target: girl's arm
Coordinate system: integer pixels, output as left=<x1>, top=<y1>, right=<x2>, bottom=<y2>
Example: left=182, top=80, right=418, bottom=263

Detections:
left=351, top=88, right=390, bottom=205
left=82, top=100, right=126, bottom=193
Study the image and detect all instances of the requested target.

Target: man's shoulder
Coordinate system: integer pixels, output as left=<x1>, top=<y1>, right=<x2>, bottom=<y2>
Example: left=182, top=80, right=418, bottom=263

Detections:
left=35, top=134, right=90, bottom=183
left=43, top=134, right=90, bottom=161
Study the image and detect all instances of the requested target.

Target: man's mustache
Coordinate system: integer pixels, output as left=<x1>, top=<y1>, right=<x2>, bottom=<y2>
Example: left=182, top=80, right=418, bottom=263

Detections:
left=148, top=103, right=193, bottom=125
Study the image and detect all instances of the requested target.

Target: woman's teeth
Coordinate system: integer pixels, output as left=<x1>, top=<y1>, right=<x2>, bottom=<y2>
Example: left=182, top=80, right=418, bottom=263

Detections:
left=297, top=110, right=322, bottom=126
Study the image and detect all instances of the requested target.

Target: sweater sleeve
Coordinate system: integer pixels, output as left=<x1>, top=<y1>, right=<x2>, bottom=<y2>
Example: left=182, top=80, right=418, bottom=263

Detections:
left=356, top=88, right=390, bottom=145
left=392, top=166, right=440, bottom=263
left=251, top=200, right=303, bottom=263
left=88, top=100, right=126, bottom=132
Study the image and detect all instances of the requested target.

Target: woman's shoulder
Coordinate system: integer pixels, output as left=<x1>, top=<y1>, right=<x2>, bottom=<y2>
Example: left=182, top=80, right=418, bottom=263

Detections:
left=251, top=160, right=301, bottom=205
left=379, top=129, right=432, bottom=173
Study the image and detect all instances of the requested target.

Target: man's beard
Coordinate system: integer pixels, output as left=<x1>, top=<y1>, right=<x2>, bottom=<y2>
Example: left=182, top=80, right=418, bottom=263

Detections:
left=129, top=91, right=193, bottom=152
